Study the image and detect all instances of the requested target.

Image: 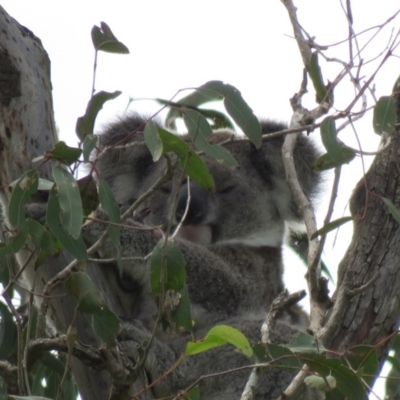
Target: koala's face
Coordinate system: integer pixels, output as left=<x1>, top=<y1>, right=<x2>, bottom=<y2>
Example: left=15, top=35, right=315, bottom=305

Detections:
left=97, top=115, right=320, bottom=248
left=107, top=138, right=285, bottom=248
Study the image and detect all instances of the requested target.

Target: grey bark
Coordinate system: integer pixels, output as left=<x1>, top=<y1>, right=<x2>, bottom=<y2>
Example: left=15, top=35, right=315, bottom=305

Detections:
left=324, top=86, right=400, bottom=363
left=0, top=7, right=113, bottom=399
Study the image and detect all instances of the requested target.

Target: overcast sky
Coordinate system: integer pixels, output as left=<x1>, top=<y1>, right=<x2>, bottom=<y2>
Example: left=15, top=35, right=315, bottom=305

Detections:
left=2, top=1, right=398, bottom=141
left=2, top=2, right=400, bottom=397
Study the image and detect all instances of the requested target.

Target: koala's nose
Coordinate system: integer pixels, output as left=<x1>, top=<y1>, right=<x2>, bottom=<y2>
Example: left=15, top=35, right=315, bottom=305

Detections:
left=176, top=182, right=208, bottom=225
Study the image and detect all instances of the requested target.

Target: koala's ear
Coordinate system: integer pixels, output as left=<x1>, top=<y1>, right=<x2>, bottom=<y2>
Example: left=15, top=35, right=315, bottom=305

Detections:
left=96, top=114, right=155, bottom=205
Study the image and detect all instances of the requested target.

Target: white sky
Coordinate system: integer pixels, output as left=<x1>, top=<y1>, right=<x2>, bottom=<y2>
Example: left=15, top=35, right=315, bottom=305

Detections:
left=2, top=1, right=400, bottom=398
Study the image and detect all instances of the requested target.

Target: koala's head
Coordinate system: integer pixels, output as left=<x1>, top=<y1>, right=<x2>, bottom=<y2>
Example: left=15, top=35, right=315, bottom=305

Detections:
left=96, top=114, right=321, bottom=248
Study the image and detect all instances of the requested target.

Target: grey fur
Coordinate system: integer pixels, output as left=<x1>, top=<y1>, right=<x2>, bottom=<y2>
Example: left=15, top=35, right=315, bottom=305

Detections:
left=79, top=114, right=323, bottom=399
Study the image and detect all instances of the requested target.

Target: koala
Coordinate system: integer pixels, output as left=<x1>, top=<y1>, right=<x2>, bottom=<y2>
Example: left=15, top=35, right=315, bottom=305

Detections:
left=79, top=113, right=323, bottom=399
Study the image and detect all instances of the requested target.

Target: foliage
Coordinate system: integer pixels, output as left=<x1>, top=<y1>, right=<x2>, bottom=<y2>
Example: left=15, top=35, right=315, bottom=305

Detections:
left=1, top=8, right=400, bottom=400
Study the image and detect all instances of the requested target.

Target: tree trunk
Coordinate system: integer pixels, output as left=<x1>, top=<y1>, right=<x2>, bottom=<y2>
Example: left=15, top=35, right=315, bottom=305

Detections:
left=324, top=86, right=400, bottom=363
left=0, top=7, right=113, bottom=399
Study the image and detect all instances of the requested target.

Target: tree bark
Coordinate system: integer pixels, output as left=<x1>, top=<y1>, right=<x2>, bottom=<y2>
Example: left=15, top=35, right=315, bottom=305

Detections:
left=0, top=7, right=113, bottom=399
left=324, top=85, right=400, bottom=363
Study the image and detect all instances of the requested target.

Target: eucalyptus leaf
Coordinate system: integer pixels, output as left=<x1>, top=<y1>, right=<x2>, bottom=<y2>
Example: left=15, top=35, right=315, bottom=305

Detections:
left=311, top=217, right=353, bottom=240
left=83, top=134, right=98, bottom=162
left=44, top=141, right=82, bottom=165
left=144, top=120, right=163, bottom=161
left=8, top=169, right=39, bottom=229
left=76, top=90, right=122, bottom=140
left=170, top=284, right=192, bottom=332
left=382, top=197, right=400, bottom=225
left=183, top=109, right=237, bottom=166
left=65, top=271, right=104, bottom=314
left=195, top=81, right=261, bottom=147
left=373, top=96, right=396, bottom=135
left=186, top=325, right=252, bottom=357
left=309, top=52, right=329, bottom=104
left=150, top=240, right=186, bottom=296
left=91, top=22, right=130, bottom=54
left=52, top=166, right=83, bottom=239
left=164, top=80, right=261, bottom=146
left=158, top=128, right=214, bottom=190
left=300, top=353, right=366, bottom=400
left=98, top=180, right=121, bottom=253
left=92, top=307, right=120, bottom=347
left=27, top=220, right=54, bottom=253
left=46, top=189, right=87, bottom=260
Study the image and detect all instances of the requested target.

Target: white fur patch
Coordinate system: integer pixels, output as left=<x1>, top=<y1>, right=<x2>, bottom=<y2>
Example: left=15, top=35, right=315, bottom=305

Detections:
left=174, top=224, right=212, bottom=246
left=219, top=224, right=285, bottom=247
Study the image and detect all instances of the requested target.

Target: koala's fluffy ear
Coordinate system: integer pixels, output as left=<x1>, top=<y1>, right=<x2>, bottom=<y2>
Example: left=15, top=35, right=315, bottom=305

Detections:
left=259, top=120, right=322, bottom=222
left=96, top=114, right=155, bottom=205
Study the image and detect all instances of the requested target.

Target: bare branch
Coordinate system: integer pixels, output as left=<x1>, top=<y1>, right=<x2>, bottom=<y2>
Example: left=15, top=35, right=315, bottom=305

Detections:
left=241, top=290, right=306, bottom=399
left=281, top=0, right=313, bottom=70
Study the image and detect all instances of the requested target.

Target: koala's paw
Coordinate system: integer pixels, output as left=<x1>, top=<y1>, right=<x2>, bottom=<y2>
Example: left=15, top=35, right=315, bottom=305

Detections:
left=25, top=203, right=47, bottom=224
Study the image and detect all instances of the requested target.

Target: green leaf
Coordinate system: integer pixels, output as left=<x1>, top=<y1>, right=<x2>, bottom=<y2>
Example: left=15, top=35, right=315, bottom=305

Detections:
left=161, top=98, right=234, bottom=131
left=150, top=240, right=186, bottom=296
left=289, top=332, right=327, bottom=353
left=1, top=173, right=33, bottom=255
left=91, top=22, right=130, bottom=54
left=386, top=355, right=400, bottom=398
left=373, top=96, right=396, bottom=135
left=92, top=307, right=120, bottom=347
left=193, top=108, right=235, bottom=130
left=52, top=166, right=83, bottom=239
left=170, top=284, right=193, bottom=332
left=83, top=134, right=98, bottom=162
left=144, top=120, right=163, bottom=162
left=46, top=189, right=87, bottom=260
left=9, top=176, right=52, bottom=191
left=164, top=81, right=261, bottom=146
left=158, top=128, right=214, bottom=190
left=313, top=117, right=356, bottom=171
left=98, top=180, right=121, bottom=258
left=0, top=230, right=28, bottom=257
left=320, top=117, right=356, bottom=168
left=65, top=272, right=104, bottom=313
left=43, top=141, right=82, bottom=165
left=34, top=249, right=52, bottom=270
left=382, top=197, right=400, bottom=225
left=300, top=353, right=366, bottom=400
left=385, top=334, right=400, bottom=398
left=183, top=109, right=237, bottom=166
left=313, top=149, right=356, bottom=171
left=27, top=220, right=54, bottom=253
left=37, top=178, right=54, bottom=191
left=199, top=81, right=261, bottom=147
left=343, top=345, right=378, bottom=387
left=8, top=169, right=39, bottom=229
left=0, top=302, right=17, bottom=360
left=309, top=52, right=329, bottom=104
left=186, top=325, right=253, bottom=357
left=286, top=231, right=334, bottom=282
left=76, top=90, right=122, bottom=140
left=311, top=217, right=353, bottom=240
left=77, top=174, right=99, bottom=216
left=264, top=343, right=301, bottom=369
left=305, top=375, right=336, bottom=392
left=184, top=386, right=200, bottom=400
